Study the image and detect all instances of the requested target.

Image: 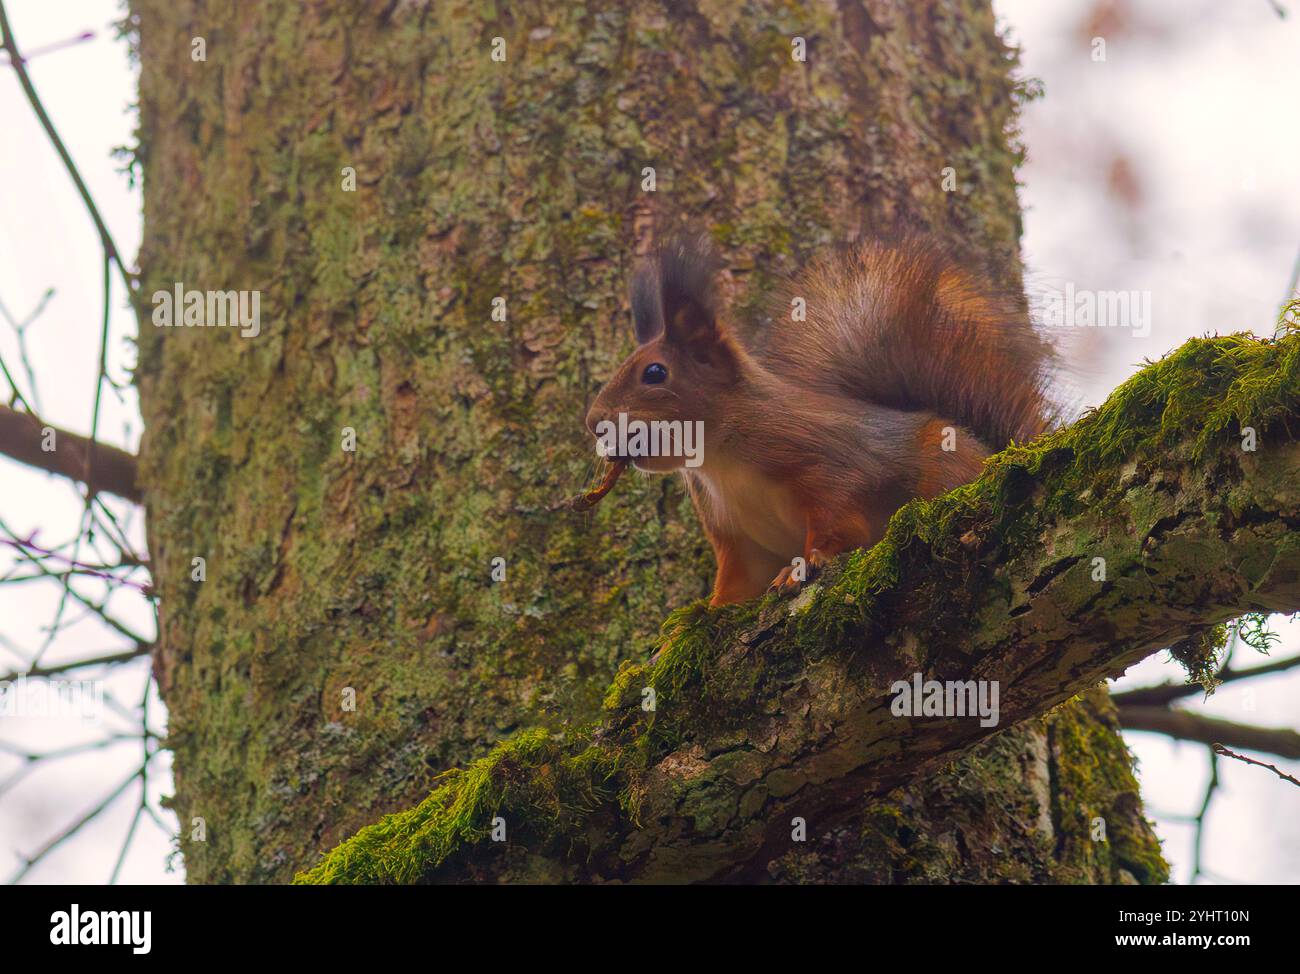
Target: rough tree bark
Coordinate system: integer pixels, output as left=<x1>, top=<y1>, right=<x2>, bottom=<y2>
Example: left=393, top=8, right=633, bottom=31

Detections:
left=130, top=0, right=1201, bottom=883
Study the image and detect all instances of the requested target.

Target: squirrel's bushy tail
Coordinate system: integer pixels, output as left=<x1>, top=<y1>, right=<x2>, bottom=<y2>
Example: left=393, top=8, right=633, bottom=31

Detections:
left=765, top=235, right=1058, bottom=448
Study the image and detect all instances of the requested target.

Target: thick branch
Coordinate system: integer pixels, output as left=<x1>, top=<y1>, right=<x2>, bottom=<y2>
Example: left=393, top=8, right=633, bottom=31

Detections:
left=0, top=404, right=141, bottom=503
left=1118, top=705, right=1300, bottom=760
left=297, top=331, right=1300, bottom=884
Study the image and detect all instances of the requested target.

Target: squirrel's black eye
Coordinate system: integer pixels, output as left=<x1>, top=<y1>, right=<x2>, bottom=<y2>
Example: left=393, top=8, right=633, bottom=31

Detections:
left=642, top=363, right=668, bottom=384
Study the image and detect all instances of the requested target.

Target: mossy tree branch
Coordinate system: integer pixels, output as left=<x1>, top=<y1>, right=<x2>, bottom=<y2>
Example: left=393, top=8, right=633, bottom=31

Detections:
left=297, top=328, right=1300, bottom=884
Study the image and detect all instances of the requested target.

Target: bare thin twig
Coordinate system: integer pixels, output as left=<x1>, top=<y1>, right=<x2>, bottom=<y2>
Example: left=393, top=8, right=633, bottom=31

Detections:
left=0, top=28, right=92, bottom=64
left=0, top=644, right=150, bottom=683
left=0, top=289, right=54, bottom=413
left=1214, top=743, right=1300, bottom=788
left=0, top=534, right=151, bottom=591
left=1191, top=748, right=1219, bottom=883
left=0, top=6, right=132, bottom=294
left=6, top=765, right=144, bottom=884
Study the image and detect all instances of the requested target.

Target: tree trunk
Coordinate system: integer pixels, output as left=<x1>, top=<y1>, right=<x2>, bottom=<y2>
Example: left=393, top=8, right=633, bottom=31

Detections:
left=131, top=0, right=1166, bottom=883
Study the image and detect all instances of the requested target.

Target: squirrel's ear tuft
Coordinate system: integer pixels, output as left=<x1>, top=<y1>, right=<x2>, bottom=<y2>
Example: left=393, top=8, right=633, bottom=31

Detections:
left=630, top=264, right=664, bottom=344
left=657, top=231, right=722, bottom=351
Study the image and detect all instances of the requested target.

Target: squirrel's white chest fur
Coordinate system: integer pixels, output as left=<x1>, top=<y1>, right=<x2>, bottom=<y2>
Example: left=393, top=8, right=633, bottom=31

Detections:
left=687, top=458, right=805, bottom=559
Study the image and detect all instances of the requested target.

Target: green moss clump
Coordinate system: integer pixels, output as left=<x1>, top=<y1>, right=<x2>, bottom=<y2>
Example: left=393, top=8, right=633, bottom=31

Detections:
left=1168, top=625, right=1229, bottom=693
left=293, top=729, right=622, bottom=884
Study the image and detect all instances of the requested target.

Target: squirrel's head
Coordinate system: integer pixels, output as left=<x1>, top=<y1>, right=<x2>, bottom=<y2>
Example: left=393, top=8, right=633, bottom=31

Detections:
left=585, top=233, right=738, bottom=473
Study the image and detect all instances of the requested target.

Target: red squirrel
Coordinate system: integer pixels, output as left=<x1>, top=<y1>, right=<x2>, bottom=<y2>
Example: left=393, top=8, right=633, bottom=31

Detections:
left=584, top=230, right=1057, bottom=605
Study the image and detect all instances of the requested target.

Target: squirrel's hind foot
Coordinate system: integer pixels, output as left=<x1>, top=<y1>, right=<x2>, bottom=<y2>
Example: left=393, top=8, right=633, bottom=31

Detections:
left=767, top=551, right=828, bottom=598
left=767, top=564, right=802, bottom=597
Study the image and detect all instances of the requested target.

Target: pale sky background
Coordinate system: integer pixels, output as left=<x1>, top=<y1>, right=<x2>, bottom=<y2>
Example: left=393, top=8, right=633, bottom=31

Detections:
left=0, top=0, right=1296, bottom=884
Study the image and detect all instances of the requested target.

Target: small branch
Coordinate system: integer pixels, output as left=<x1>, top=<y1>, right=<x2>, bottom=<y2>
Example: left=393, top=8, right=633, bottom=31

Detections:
left=85, top=254, right=112, bottom=489
left=0, top=289, right=55, bottom=414
left=89, top=495, right=148, bottom=565
left=0, top=4, right=132, bottom=295
left=0, top=28, right=93, bottom=64
left=1118, top=705, right=1300, bottom=760
left=1112, top=652, right=1300, bottom=709
left=1192, top=748, right=1219, bottom=883
left=6, top=766, right=143, bottom=884
left=110, top=672, right=155, bottom=885
left=0, top=644, right=151, bottom=683
left=0, top=535, right=151, bottom=591
left=0, top=403, right=141, bottom=503
left=0, top=733, right=145, bottom=764
left=108, top=802, right=144, bottom=885
left=1214, top=744, right=1300, bottom=788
